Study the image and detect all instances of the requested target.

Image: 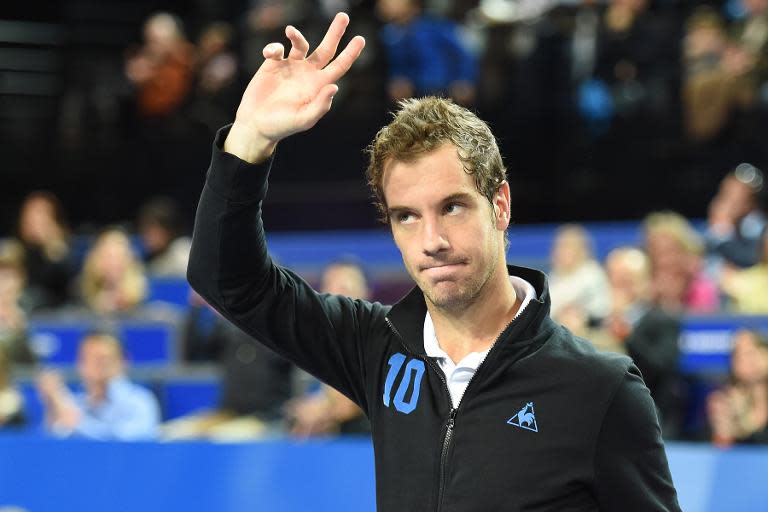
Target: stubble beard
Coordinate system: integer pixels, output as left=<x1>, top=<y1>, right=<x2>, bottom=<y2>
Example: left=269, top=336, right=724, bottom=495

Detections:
left=421, top=255, right=498, bottom=313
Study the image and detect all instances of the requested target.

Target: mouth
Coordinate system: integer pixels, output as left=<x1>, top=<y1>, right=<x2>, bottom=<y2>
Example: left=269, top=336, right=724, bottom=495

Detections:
left=419, top=261, right=467, bottom=277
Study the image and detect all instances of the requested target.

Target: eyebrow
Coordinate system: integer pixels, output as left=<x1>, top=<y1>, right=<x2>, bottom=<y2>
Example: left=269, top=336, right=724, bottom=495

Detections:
left=387, top=192, right=477, bottom=217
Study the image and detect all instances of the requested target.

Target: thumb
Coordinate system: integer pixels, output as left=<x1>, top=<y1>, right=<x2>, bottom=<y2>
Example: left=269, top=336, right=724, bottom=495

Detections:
left=297, top=84, right=339, bottom=130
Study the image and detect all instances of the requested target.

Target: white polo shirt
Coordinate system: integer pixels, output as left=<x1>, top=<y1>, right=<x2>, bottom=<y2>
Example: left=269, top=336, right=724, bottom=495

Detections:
left=423, top=276, right=536, bottom=408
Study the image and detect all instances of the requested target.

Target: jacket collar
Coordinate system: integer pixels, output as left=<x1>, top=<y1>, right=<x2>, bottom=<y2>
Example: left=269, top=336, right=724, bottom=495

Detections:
left=386, top=265, right=553, bottom=357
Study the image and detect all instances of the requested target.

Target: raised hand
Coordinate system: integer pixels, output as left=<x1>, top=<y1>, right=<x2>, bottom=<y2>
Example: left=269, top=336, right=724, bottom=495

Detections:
left=225, top=12, right=365, bottom=163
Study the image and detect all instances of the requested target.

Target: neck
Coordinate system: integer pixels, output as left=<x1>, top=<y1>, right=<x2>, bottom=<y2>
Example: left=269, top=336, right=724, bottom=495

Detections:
left=427, top=265, right=521, bottom=364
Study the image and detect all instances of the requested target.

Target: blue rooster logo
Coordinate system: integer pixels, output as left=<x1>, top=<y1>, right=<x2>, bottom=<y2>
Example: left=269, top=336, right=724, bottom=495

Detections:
left=507, top=402, right=538, bottom=432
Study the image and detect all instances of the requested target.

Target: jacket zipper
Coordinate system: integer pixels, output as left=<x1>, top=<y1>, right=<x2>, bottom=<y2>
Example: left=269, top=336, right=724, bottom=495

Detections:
left=385, top=318, right=456, bottom=512
left=437, top=407, right=457, bottom=512
left=385, top=299, right=531, bottom=512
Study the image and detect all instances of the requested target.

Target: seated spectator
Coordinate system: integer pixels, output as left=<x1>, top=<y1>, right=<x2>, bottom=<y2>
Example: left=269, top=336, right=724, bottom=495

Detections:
left=36, top=333, right=160, bottom=440
left=136, top=197, right=191, bottom=277
left=0, top=240, right=34, bottom=364
left=16, top=191, right=77, bottom=310
left=161, top=291, right=294, bottom=441
left=707, top=329, right=768, bottom=446
left=286, top=261, right=371, bottom=436
left=79, top=228, right=148, bottom=315
left=706, top=163, right=766, bottom=268
left=548, top=224, right=611, bottom=326
left=643, top=211, right=719, bottom=313
left=377, top=0, right=478, bottom=104
left=124, top=12, right=194, bottom=118
left=720, top=227, right=768, bottom=313
left=601, top=247, right=682, bottom=438
left=0, top=348, right=26, bottom=428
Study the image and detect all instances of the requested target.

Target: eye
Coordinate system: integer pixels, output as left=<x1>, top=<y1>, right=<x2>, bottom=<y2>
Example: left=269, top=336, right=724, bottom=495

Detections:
left=395, top=211, right=415, bottom=224
left=444, top=202, right=464, bottom=215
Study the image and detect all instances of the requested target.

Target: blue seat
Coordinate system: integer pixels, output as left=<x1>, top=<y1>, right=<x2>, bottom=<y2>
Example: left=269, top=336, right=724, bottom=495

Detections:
left=162, top=379, right=220, bottom=420
left=28, top=320, right=91, bottom=364
left=119, top=321, right=176, bottom=365
left=28, top=318, right=177, bottom=366
left=147, top=277, right=191, bottom=310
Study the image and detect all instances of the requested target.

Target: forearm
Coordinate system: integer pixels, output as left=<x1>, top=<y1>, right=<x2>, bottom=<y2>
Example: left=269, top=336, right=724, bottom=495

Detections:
left=187, top=125, right=274, bottom=306
left=188, top=127, right=375, bottom=408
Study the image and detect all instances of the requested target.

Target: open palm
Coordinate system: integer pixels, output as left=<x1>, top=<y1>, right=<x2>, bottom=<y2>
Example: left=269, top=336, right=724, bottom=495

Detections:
left=234, top=13, right=365, bottom=146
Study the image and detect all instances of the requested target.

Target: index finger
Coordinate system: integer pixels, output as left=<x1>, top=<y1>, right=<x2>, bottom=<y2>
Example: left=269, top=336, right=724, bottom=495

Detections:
left=308, top=12, right=350, bottom=68
left=322, top=35, right=366, bottom=83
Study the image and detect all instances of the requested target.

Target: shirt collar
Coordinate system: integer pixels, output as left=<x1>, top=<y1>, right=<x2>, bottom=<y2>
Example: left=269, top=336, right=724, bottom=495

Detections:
left=424, top=275, right=537, bottom=361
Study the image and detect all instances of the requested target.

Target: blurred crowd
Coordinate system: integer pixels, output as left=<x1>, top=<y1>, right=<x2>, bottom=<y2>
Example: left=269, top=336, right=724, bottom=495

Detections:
left=0, top=160, right=766, bottom=445
left=7, top=0, right=768, bottom=230
left=2, top=0, right=768, bottom=447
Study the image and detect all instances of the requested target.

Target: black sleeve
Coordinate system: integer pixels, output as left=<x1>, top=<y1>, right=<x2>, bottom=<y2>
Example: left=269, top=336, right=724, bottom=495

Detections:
left=187, top=126, right=383, bottom=412
left=593, top=367, right=681, bottom=512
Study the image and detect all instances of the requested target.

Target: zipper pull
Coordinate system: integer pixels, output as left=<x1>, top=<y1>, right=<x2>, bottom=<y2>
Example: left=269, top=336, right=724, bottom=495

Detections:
left=447, top=408, right=457, bottom=429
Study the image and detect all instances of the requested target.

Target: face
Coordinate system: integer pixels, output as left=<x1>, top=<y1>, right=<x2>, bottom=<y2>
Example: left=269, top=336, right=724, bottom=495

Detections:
left=646, top=231, right=686, bottom=274
left=731, top=331, right=768, bottom=384
left=552, top=231, right=587, bottom=273
left=78, top=338, right=124, bottom=388
left=93, top=232, right=134, bottom=282
left=321, top=265, right=369, bottom=299
left=606, top=254, right=648, bottom=307
left=376, top=0, right=417, bottom=23
left=383, top=143, right=510, bottom=312
left=19, top=196, right=57, bottom=243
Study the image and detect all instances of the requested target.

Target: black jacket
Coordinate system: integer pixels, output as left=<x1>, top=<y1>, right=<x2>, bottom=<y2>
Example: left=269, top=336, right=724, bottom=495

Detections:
left=187, top=127, right=680, bottom=511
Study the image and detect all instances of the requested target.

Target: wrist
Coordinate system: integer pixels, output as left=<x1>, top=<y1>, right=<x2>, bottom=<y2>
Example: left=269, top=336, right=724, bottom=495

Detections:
left=224, top=122, right=277, bottom=164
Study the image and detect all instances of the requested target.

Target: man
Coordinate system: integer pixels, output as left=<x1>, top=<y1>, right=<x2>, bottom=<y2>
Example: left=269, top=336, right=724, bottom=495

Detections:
left=603, top=247, right=682, bottom=439
left=37, top=333, right=160, bottom=440
left=187, top=12, right=680, bottom=511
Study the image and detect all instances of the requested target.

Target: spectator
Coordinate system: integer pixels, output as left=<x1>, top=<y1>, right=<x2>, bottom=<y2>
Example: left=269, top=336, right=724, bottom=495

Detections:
left=16, top=191, right=77, bottom=310
left=706, top=163, right=766, bottom=268
left=707, top=329, right=768, bottom=446
left=36, top=333, right=160, bottom=440
left=720, top=226, right=768, bottom=313
left=79, top=228, right=147, bottom=315
left=603, top=247, right=682, bottom=438
left=136, top=197, right=192, bottom=277
left=643, top=211, right=719, bottom=313
left=548, top=224, right=611, bottom=326
left=682, top=6, right=755, bottom=141
left=188, top=22, right=241, bottom=132
left=0, top=240, right=34, bottom=365
left=287, top=261, right=371, bottom=436
left=0, top=348, right=26, bottom=428
left=124, top=12, right=194, bottom=118
left=376, top=0, right=478, bottom=104
left=594, top=0, right=675, bottom=119
left=161, top=291, right=294, bottom=441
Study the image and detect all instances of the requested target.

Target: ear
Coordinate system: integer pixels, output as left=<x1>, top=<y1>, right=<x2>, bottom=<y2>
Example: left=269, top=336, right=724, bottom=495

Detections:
left=492, top=181, right=511, bottom=231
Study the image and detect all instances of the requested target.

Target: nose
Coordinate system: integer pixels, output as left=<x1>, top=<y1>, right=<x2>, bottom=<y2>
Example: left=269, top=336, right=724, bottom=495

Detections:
left=421, top=216, right=450, bottom=256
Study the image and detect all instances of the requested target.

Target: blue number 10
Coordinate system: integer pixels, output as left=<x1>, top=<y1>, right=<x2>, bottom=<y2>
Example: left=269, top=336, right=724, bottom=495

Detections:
left=383, top=353, right=425, bottom=414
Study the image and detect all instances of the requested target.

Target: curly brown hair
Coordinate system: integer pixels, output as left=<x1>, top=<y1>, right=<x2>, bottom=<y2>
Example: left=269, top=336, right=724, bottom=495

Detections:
left=365, top=97, right=507, bottom=223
